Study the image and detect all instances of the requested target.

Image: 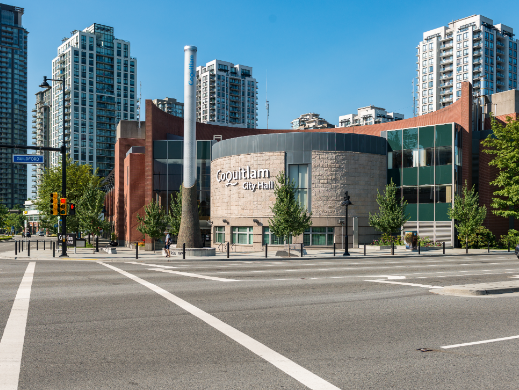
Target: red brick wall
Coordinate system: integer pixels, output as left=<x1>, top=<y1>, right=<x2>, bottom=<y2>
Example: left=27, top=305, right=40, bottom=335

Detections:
left=125, top=153, right=146, bottom=244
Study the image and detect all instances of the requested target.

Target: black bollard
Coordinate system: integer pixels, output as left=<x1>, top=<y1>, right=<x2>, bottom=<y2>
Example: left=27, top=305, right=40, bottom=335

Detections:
left=508, top=241, right=510, bottom=252
left=265, top=243, right=268, bottom=258
left=391, top=241, right=394, bottom=255
left=15, top=240, right=17, bottom=255
left=488, top=241, right=490, bottom=253
left=22, top=240, right=23, bottom=252
left=28, top=241, right=30, bottom=257
left=333, top=243, right=336, bottom=257
left=364, top=243, right=366, bottom=256
left=466, top=240, right=468, bottom=254
left=300, top=243, right=303, bottom=258
left=37, top=240, right=38, bottom=251
left=136, top=242, right=138, bottom=259
left=418, top=242, right=421, bottom=255
left=183, top=243, right=186, bottom=260
left=227, top=242, right=230, bottom=258
left=52, top=242, right=55, bottom=257
left=443, top=241, right=445, bottom=255
left=95, top=236, right=99, bottom=252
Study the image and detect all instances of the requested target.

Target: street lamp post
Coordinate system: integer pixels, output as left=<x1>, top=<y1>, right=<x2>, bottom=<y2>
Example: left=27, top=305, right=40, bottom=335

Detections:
left=40, top=76, right=67, bottom=257
left=341, top=191, right=353, bottom=256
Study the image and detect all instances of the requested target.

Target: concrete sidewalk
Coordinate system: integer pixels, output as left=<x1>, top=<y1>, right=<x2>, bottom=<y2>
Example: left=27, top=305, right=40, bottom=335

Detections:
left=0, top=243, right=515, bottom=262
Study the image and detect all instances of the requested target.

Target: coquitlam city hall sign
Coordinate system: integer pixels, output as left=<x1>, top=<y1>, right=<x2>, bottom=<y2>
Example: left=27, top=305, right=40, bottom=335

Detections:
left=216, top=167, right=274, bottom=191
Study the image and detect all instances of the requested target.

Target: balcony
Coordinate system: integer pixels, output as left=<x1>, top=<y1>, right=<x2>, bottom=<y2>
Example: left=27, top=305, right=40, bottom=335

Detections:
left=473, top=82, right=481, bottom=88
left=440, top=87, right=453, bottom=95
left=440, top=43, right=453, bottom=49
left=473, top=33, right=482, bottom=40
left=440, top=49, right=453, bottom=57
left=473, top=42, right=482, bottom=48
left=440, top=65, right=453, bottom=72
left=496, top=40, right=504, bottom=47
left=473, top=50, right=482, bottom=57
left=440, top=72, right=453, bottom=80
left=497, top=56, right=505, bottom=63
left=440, top=80, right=453, bottom=87
left=497, top=72, right=505, bottom=79
left=440, top=96, right=453, bottom=103
left=440, top=57, right=453, bottom=64
left=473, top=58, right=482, bottom=64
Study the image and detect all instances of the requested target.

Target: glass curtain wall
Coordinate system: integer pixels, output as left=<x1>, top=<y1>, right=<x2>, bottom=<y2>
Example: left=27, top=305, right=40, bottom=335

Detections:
left=153, top=140, right=212, bottom=216
left=288, top=164, right=309, bottom=209
left=386, top=124, right=461, bottom=222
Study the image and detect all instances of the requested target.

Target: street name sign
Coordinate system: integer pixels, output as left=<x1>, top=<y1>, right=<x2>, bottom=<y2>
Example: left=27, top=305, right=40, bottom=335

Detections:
left=12, top=155, right=44, bottom=164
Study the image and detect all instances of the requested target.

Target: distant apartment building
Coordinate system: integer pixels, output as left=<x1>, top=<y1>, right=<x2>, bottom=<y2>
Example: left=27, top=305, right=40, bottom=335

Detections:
left=49, top=23, right=138, bottom=179
left=338, top=106, right=404, bottom=127
left=417, top=15, right=518, bottom=115
left=196, top=60, right=258, bottom=129
left=31, top=89, right=52, bottom=198
left=0, top=4, right=28, bottom=208
left=152, top=97, right=183, bottom=117
left=291, top=113, right=334, bottom=130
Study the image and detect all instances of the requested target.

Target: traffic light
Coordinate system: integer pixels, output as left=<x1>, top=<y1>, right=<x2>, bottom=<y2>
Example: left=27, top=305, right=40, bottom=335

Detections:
left=59, top=198, right=67, bottom=216
left=50, top=192, right=58, bottom=215
left=69, top=203, right=76, bottom=216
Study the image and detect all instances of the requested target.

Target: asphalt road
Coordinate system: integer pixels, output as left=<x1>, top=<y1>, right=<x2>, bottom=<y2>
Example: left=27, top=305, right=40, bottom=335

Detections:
left=1, top=253, right=519, bottom=389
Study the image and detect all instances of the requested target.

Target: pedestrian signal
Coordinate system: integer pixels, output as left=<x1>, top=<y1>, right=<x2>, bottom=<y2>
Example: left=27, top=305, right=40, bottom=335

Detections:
left=69, top=203, right=76, bottom=216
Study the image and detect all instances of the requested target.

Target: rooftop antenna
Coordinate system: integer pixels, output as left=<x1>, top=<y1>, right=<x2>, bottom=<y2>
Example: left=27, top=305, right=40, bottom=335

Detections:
left=266, top=70, right=270, bottom=130
left=137, top=82, right=142, bottom=128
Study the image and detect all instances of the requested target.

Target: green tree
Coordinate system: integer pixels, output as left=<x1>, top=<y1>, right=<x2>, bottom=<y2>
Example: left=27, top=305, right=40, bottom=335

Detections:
left=369, top=180, right=410, bottom=242
left=481, top=115, right=519, bottom=219
left=0, top=203, right=8, bottom=233
left=77, top=184, right=110, bottom=240
left=136, top=199, right=168, bottom=251
left=167, top=185, right=201, bottom=237
left=34, top=157, right=101, bottom=234
left=448, top=182, right=487, bottom=249
left=3, top=208, right=26, bottom=234
left=268, top=172, right=312, bottom=256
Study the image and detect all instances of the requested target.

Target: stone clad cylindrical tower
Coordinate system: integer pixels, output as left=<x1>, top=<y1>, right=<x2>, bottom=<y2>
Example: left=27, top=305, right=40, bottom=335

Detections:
left=177, top=45, right=203, bottom=248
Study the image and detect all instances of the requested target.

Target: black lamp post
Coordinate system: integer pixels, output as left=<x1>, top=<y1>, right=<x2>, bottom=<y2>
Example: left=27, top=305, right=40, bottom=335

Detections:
left=341, top=191, right=353, bottom=256
left=40, top=76, right=68, bottom=257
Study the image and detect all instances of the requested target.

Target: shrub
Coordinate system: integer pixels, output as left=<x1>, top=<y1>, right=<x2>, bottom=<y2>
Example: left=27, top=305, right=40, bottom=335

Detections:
left=499, top=229, right=519, bottom=247
left=458, top=226, right=496, bottom=248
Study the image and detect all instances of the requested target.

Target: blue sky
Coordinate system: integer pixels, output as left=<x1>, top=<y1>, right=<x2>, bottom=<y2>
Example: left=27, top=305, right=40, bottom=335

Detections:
left=15, top=0, right=519, bottom=133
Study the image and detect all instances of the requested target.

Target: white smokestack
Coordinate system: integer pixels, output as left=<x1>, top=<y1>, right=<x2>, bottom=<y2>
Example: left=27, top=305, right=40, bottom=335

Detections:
left=183, top=45, right=197, bottom=188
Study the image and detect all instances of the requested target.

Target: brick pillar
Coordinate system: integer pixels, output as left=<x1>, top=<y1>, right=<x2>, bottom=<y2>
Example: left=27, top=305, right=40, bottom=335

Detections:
left=460, top=82, right=473, bottom=189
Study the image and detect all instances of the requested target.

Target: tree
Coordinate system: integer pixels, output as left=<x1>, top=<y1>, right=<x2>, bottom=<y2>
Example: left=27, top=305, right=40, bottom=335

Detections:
left=34, top=157, right=101, bottom=234
left=0, top=203, right=8, bottom=233
left=369, top=180, right=410, bottom=242
left=168, top=185, right=201, bottom=237
left=3, top=208, right=26, bottom=234
left=136, top=200, right=168, bottom=251
left=481, top=115, right=519, bottom=219
left=448, top=182, right=487, bottom=249
left=268, top=172, right=312, bottom=256
left=77, top=184, right=110, bottom=240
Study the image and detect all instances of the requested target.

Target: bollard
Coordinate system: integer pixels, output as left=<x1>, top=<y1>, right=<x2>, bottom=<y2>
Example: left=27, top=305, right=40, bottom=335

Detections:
left=37, top=240, right=38, bottom=251
left=95, top=236, right=99, bottom=252
left=300, top=243, right=303, bottom=258
left=391, top=241, right=394, bottom=256
left=44, top=240, right=46, bottom=251
left=508, top=241, right=510, bottom=252
left=418, top=242, right=421, bottom=255
left=227, top=242, right=230, bottom=259
left=443, top=241, right=445, bottom=255
left=333, top=243, right=336, bottom=257
left=136, top=243, right=138, bottom=259
left=265, top=243, right=268, bottom=258
left=22, top=240, right=24, bottom=252
left=15, top=240, right=17, bottom=255
left=466, top=241, right=468, bottom=254
left=183, top=243, right=186, bottom=260
left=28, top=241, right=30, bottom=257
left=488, top=241, right=490, bottom=253
left=52, top=242, right=55, bottom=257
left=364, top=243, right=366, bottom=256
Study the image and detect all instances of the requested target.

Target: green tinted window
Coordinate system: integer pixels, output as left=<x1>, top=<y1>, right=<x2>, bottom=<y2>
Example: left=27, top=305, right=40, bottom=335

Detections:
left=435, top=203, right=452, bottom=221
left=168, top=141, right=183, bottom=159
left=405, top=203, right=417, bottom=221
left=419, top=126, right=434, bottom=149
left=402, top=128, right=418, bottom=150
left=419, top=166, right=434, bottom=185
left=197, top=141, right=211, bottom=160
left=402, top=167, right=418, bottom=186
left=436, top=165, right=452, bottom=184
left=387, top=130, right=402, bottom=151
left=419, top=204, right=434, bottom=221
left=153, top=141, right=167, bottom=159
left=388, top=168, right=401, bottom=186
left=435, top=124, right=452, bottom=147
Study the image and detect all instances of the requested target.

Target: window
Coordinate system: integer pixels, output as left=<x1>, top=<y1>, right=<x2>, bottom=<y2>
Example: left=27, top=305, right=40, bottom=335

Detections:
left=232, top=227, right=253, bottom=244
left=402, top=149, right=419, bottom=167
left=303, top=227, right=334, bottom=246
left=419, top=147, right=434, bottom=166
left=419, top=186, right=435, bottom=203
left=289, top=164, right=309, bottom=209
left=214, top=227, right=225, bottom=243
left=436, top=146, right=452, bottom=165
left=402, top=187, right=417, bottom=203
left=436, top=185, right=452, bottom=203
left=263, top=227, right=291, bottom=245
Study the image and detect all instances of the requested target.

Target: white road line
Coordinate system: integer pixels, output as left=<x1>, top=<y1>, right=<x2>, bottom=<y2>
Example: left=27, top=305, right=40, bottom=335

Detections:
left=148, top=268, right=238, bottom=282
left=365, top=279, right=443, bottom=289
left=100, top=262, right=341, bottom=390
left=0, top=262, right=36, bottom=390
left=442, top=335, right=519, bottom=349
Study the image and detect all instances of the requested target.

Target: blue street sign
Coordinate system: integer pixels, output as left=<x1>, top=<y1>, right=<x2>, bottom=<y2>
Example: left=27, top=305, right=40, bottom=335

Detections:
left=12, top=155, right=44, bottom=164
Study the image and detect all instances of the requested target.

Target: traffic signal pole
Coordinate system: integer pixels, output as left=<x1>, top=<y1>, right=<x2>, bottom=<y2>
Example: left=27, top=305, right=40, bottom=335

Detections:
left=59, top=77, right=67, bottom=257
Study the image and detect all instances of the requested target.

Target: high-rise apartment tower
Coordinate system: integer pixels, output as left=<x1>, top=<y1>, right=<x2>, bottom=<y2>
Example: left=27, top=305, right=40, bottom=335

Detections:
left=49, top=23, right=137, bottom=178
left=0, top=4, right=27, bottom=208
left=196, top=60, right=258, bottom=128
left=417, top=15, right=518, bottom=115
left=152, top=97, right=184, bottom=117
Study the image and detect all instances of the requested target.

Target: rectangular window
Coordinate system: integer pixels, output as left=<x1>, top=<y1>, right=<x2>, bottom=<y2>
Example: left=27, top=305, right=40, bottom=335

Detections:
left=303, top=227, right=334, bottom=246
left=419, top=186, right=435, bottom=203
left=289, top=164, right=309, bottom=209
left=435, top=185, right=452, bottom=203
left=402, top=187, right=418, bottom=203
left=436, top=146, right=453, bottom=165
left=262, top=227, right=291, bottom=245
left=232, top=227, right=253, bottom=245
left=214, top=227, right=225, bottom=243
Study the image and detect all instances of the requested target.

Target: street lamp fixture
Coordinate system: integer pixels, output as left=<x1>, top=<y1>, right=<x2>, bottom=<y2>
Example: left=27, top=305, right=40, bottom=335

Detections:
left=340, top=191, right=353, bottom=256
left=40, top=75, right=68, bottom=257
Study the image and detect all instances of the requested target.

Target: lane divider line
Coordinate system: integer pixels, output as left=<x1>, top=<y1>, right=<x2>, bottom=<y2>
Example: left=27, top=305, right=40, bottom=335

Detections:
left=365, top=279, right=443, bottom=289
left=442, top=335, right=519, bottom=349
left=0, top=262, right=36, bottom=390
left=99, top=262, right=341, bottom=390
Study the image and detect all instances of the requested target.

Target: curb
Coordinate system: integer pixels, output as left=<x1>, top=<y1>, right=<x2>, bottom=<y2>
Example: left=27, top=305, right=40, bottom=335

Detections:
left=434, top=281, right=519, bottom=296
